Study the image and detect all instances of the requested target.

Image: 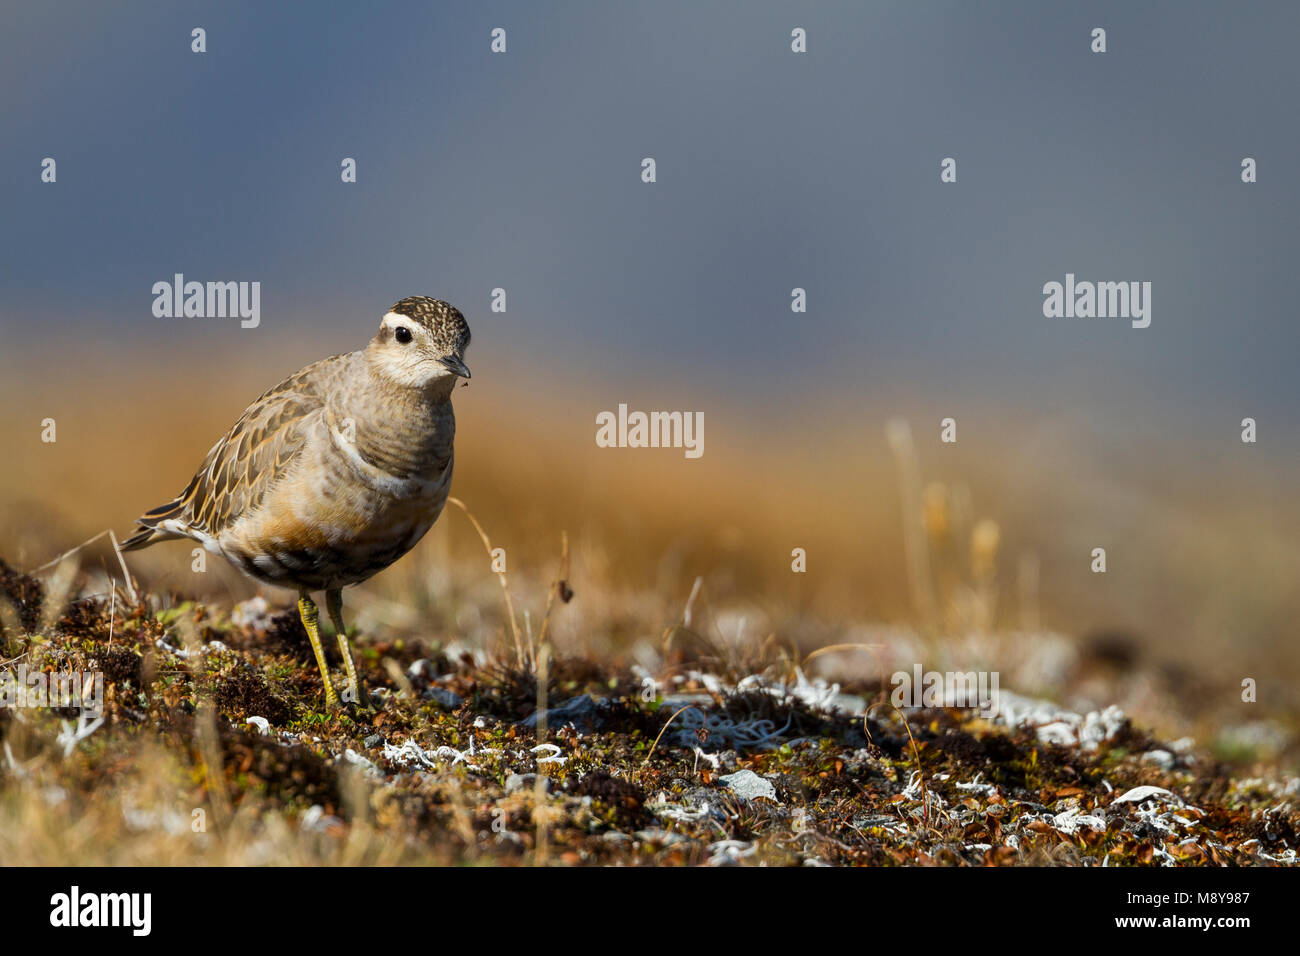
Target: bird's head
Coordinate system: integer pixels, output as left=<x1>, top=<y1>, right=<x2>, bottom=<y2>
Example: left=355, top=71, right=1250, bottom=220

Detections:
left=367, top=296, right=471, bottom=390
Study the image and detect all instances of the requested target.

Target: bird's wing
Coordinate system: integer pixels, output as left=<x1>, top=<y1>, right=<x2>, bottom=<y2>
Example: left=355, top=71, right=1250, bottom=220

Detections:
left=127, top=354, right=350, bottom=543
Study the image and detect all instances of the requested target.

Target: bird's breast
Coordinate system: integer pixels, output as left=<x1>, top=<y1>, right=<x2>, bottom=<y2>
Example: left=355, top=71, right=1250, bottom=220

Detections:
left=215, top=414, right=454, bottom=589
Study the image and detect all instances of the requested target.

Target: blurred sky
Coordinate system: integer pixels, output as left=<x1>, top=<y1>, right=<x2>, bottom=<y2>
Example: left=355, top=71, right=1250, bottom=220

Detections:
left=3, top=0, right=1298, bottom=440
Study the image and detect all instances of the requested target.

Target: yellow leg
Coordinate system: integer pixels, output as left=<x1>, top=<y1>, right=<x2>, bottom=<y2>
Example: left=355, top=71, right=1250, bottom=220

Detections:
left=298, top=592, right=340, bottom=710
left=327, top=588, right=371, bottom=709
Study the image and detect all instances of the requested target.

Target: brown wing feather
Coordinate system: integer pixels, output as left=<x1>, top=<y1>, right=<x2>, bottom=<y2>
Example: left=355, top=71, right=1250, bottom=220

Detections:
left=124, top=354, right=349, bottom=547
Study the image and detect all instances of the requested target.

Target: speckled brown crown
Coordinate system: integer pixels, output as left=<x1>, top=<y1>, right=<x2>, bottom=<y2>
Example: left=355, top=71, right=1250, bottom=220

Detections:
left=388, top=296, right=471, bottom=354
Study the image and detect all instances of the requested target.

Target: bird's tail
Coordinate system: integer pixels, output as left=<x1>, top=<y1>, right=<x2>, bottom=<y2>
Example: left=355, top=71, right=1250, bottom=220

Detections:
left=120, top=499, right=188, bottom=551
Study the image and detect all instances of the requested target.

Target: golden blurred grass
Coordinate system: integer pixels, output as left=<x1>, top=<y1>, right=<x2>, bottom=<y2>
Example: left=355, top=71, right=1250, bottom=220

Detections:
left=1, top=340, right=1297, bottom=697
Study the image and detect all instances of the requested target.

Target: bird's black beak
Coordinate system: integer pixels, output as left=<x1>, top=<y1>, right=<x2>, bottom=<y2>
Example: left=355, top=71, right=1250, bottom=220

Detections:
left=439, top=355, right=471, bottom=379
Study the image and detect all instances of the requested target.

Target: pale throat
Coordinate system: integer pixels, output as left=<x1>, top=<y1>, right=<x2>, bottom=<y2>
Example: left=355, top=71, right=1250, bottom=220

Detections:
left=363, top=344, right=458, bottom=398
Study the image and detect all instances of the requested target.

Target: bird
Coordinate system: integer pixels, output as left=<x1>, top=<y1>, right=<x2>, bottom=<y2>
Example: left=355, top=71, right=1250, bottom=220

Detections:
left=122, top=296, right=471, bottom=710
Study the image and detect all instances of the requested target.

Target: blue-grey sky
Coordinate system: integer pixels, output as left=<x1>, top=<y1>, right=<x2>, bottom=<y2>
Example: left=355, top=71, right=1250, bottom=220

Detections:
left=2, top=1, right=1298, bottom=435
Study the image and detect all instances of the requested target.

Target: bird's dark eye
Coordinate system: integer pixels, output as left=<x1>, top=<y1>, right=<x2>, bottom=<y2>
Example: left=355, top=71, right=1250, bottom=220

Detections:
left=394, top=326, right=412, bottom=344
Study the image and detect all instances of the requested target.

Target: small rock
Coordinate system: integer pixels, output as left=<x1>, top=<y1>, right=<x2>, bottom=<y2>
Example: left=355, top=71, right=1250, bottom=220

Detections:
left=245, top=716, right=271, bottom=735
left=706, top=839, right=755, bottom=865
left=231, top=596, right=273, bottom=630
left=1113, top=785, right=1180, bottom=806
left=506, top=773, right=549, bottom=794
left=1141, top=749, right=1175, bottom=770
left=362, top=733, right=385, bottom=748
left=407, top=658, right=439, bottom=679
left=720, top=769, right=778, bottom=802
left=423, top=686, right=464, bottom=709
